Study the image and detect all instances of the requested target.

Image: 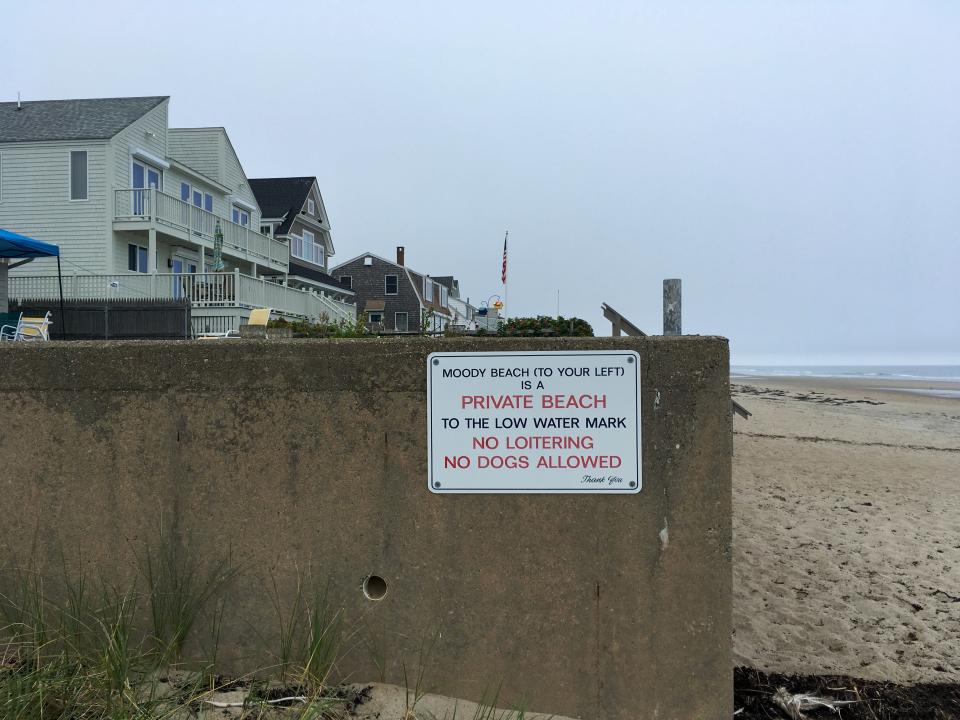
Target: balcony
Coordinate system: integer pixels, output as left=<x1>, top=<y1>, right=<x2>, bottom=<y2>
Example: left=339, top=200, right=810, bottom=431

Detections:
left=9, top=271, right=357, bottom=326
left=113, top=188, right=288, bottom=272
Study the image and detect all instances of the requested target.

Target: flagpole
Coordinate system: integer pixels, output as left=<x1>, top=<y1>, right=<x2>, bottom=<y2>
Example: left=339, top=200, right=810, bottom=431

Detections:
left=502, top=230, right=509, bottom=324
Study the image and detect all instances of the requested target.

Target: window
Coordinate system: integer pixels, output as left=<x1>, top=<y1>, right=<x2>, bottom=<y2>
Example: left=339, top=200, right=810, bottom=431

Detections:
left=368, top=312, right=383, bottom=324
left=291, top=230, right=325, bottom=266
left=261, top=225, right=272, bottom=236
left=424, top=277, right=433, bottom=302
left=70, top=151, right=88, bottom=200
left=302, top=230, right=316, bottom=261
left=385, top=274, right=398, bottom=295
left=0, top=153, right=4, bottom=202
left=132, top=160, right=160, bottom=191
left=128, top=243, right=148, bottom=273
left=395, top=312, right=408, bottom=332
left=439, top=285, right=448, bottom=307
left=232, top=206, right=250, bottom=226
left=340, top=275, right=352, bottom=289
left=307, top=198, right=315, bottom=215
left=180, top=182, right=212, bottom=212
left=364, top=256, right=373, bottom=266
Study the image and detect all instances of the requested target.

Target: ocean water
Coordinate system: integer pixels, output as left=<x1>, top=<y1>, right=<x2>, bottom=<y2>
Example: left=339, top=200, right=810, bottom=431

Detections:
left=730, top=365, right=960, bottom=382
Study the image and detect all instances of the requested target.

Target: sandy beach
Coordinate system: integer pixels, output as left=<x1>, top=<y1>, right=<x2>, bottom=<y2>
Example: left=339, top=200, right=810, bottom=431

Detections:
left=732, top=375, right=960, bottom=684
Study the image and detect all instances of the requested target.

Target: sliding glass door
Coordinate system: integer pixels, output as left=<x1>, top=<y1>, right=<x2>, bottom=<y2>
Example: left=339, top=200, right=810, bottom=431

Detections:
left=132, top=160, right=162, bottom=215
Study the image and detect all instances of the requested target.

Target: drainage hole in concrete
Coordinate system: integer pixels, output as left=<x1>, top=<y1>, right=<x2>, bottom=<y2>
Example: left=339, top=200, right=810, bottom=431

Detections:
left=363, top=575, right=387, bottom=601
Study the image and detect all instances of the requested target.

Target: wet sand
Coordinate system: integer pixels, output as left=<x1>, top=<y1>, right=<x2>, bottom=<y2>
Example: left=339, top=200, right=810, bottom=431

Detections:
left=732, top=376, right=960, bottom=684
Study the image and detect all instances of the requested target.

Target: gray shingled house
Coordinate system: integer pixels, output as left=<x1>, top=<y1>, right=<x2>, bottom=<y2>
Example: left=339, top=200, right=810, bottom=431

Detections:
left=331, top=247, right=453, bottom=332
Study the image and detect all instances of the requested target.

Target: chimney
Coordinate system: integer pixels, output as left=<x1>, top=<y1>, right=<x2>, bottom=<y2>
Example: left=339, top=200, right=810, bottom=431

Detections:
left=396, top=246, right=405, bottom=266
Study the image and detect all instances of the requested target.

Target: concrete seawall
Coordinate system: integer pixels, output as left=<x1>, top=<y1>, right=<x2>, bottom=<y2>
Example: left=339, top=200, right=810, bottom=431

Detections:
left=0, top=336, right=732, bottom=719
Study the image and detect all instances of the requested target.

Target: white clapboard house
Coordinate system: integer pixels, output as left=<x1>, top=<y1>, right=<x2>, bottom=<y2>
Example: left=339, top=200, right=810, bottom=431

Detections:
left=0, top=96, right=355, bottom=334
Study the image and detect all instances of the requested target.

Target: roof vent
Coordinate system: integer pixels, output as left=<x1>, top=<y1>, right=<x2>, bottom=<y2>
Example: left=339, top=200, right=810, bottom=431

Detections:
left=364, top=256, right=373, bottom=266
left=16, top=92, right=22, bottom=111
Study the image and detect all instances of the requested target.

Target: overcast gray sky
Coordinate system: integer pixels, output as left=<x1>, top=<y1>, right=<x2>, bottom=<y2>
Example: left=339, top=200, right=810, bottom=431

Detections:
left=6, top=1, right=958, bottom=364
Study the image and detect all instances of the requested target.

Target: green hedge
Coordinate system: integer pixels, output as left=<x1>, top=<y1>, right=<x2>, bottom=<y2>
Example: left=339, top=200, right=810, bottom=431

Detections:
left=497, top=316, right=594, bottom=337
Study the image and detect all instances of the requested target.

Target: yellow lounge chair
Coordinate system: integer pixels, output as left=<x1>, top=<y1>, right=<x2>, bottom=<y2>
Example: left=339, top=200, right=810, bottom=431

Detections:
left=196, top=308, right=271, bottom=340
left=247, top=308, right=271, bottom=327
left=7, top=311, right=54, bottom=341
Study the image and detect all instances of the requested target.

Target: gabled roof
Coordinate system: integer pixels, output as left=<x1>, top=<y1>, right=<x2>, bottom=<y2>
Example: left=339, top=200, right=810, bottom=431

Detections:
left=330, top=251, right=403, bottom=272
left=0, top=96, right=168, bottom=143
left=249, top=177, right=317, bottom=235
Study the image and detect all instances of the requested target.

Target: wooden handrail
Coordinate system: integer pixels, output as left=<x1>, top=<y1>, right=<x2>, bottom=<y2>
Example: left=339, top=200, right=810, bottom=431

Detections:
left=602, top=303, right=647, bottom=337
left=601, top=302, right=750, bottom=420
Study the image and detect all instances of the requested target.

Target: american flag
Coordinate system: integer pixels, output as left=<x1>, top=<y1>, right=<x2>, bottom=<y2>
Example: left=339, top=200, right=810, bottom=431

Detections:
left=501, top=231, right=508, bottom=284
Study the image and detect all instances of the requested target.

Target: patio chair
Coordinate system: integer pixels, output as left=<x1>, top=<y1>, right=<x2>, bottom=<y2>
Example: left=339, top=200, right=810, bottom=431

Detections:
left=21, top=312, right=53, bottom=341
left=197, top=331, right=240, bottom=340
left=247, top=308, right=271, bottom=327
left=196, top=327, right=241, bottom=340
left=3, top=311, right=53, bottom=341
left=0, top=312, right=23, bottom=341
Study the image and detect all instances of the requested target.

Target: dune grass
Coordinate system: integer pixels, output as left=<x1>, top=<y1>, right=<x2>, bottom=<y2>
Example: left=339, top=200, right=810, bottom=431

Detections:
left=1, top=549, right=536, bottom=720
left=137, top=531, right=238, bottom=665
left=264, top=569, right=346, bottom=692
left=0, top=544, right=346, bottom=719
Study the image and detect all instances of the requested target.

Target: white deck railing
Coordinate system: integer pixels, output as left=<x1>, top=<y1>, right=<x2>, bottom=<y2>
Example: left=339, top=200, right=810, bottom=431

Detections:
left=114, top=188, right=287, bottom=270
left=9, top=271, right=356, bottom=325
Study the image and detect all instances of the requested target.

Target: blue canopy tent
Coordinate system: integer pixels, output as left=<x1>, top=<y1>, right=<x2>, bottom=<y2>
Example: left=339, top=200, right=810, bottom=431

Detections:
left=0, top=228, right=64, bottom=338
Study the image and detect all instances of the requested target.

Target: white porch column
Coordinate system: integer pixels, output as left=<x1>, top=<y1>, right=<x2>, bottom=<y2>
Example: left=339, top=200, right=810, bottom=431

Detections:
left=148, top=228, right=158, bottom=273
left=251, top=261, right=258, bottom=276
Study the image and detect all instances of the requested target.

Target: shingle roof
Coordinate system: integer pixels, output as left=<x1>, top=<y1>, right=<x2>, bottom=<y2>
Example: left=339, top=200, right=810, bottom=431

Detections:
left=285, top=262, right=354, bottom=292
left=0, top=96, right=168, bottom=143
left=249, top=177, right=316, bottom=235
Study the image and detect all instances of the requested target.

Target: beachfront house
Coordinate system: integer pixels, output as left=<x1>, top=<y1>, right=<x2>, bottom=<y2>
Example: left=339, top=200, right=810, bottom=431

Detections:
left=0, top=96, right=355, bottom=334
left=331, top=247, right=452, bottom=332
left=432, top=276, right=479, bottom=330
left=249, top=177, right=353, bottom=305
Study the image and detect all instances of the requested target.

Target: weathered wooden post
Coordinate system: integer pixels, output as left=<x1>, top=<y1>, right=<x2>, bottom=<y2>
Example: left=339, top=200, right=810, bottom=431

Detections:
left=663, top=278, right=681, bottom=335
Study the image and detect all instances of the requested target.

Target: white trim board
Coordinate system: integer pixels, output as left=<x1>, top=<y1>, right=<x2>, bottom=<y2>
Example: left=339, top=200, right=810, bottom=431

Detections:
left=130, top=146, right=170, bottom=170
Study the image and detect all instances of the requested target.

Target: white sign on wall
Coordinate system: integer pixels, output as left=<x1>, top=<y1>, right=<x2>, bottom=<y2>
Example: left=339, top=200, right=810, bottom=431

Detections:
left=427, top=350, right=641, bottom=494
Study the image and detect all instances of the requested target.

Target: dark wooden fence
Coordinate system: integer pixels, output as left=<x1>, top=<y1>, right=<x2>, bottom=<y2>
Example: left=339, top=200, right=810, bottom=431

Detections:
left=10, top=299, right=191, bottom=340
